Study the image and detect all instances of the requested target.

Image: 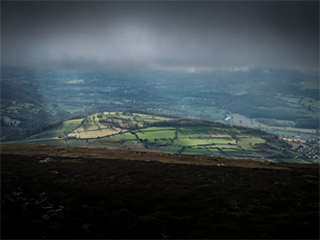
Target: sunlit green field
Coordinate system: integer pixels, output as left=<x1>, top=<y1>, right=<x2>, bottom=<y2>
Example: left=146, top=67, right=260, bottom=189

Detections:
left=237, top=137, right=266, bottom=151
left=107, top=132, right=137, bottom=142
left=136, top=130, right=175, bottom=142
left=183, top=147, right=213, bottom=155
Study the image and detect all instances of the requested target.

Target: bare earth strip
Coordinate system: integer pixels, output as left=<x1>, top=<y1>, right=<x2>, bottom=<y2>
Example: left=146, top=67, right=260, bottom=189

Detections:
left=2, top=144, right=316, bottom=171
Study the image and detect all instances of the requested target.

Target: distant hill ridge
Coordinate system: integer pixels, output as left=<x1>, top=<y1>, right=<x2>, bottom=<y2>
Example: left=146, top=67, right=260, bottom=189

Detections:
left=0, top=83, right=42, bottom=104
left=0, top=84, right=51, bottom=141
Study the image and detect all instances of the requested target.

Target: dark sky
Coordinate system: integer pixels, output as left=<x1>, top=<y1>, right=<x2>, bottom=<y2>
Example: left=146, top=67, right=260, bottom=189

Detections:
left=1, top=0, right=319, bottom=72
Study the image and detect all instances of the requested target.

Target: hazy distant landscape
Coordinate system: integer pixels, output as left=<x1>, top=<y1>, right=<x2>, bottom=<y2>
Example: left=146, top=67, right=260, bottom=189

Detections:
left=1, top=67, right=319, bottom=163
left=2, top=68, right=319, bottom=136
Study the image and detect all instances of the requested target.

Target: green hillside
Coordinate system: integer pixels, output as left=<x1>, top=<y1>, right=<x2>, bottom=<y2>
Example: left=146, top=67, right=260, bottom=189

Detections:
left=2, top=111, right=319, bottom=164
left=107, top=124, right=271, bottom=160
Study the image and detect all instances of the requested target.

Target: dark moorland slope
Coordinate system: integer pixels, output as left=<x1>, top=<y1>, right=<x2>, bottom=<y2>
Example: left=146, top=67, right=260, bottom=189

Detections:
left=1, top=144, right=319, bottom=239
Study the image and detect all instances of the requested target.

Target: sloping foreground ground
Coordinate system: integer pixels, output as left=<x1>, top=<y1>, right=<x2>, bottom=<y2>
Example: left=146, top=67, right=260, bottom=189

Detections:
left=1, top=144, right=319, bottom=239
left=79, top=138, right=149, bottom=151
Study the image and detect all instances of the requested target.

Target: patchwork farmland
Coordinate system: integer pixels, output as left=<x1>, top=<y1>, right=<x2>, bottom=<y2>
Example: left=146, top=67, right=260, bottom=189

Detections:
left=107, top=125, right=268, bottom=160
left=2, top=112, right=319, bottom=163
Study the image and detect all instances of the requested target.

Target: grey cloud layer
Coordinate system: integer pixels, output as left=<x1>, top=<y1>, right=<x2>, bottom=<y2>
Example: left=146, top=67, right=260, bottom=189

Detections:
left=1, top=1, right=319, bottom=71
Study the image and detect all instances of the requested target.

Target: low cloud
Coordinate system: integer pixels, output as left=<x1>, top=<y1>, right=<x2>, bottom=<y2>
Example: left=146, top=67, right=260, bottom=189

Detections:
left=1, top=1, right=318, bottom=72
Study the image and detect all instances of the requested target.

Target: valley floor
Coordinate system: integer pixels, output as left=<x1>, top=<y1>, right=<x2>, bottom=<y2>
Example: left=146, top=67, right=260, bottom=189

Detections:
left=1, top=146, right=319, bottom=239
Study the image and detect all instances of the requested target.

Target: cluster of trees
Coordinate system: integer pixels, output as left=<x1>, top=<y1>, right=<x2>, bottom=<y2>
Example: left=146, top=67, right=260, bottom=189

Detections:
left=150, top=118, right=225, bottom=127
left=255, top=118, right=293, bottom=127
left=42, top=120, right=63, bottom=130
left=295, top=118, right=319, bottom=129
left=248, top=110, right=303, bottom=121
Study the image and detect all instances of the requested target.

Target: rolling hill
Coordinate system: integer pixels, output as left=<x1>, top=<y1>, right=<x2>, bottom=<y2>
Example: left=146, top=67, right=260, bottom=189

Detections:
left=2, top=111, right=319, bottom=163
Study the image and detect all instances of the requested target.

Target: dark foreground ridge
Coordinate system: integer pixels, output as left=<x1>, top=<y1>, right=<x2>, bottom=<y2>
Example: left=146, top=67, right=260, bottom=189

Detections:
left=1, top=144, right=319, bottom=239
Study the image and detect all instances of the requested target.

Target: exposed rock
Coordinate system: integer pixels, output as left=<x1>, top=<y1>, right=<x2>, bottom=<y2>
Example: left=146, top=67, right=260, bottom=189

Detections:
left=42, top=214, right=50, bottom=221
left=39, top=157, right=55, bottom=163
